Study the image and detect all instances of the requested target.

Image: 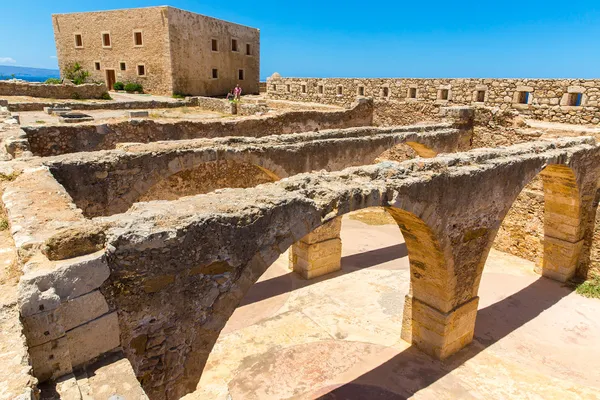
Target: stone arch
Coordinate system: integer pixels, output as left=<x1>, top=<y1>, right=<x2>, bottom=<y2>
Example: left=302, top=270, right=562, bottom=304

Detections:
left=123, top=153, right=287, bottom=206
left=374, top=141, right=438, bottom=163
left=184, top=205, right=454, bottom=398
left=491, top=163, right=583, bottom=283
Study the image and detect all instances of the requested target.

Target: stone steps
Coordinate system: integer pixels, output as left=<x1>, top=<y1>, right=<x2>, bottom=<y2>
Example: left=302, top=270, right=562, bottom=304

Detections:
left=40, top=351, right=147, bottom=400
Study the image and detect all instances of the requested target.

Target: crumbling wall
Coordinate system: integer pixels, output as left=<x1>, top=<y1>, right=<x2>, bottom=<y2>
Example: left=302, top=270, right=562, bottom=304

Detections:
left=22, top=98, right=373, bottom=156
left=0, top=80, right=107, bottom=99
left=267, top=76, right=600, bottom=125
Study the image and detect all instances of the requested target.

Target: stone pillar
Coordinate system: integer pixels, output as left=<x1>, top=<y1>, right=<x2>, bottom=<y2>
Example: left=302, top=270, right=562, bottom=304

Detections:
left=289, top=217, right=342, bottom=279
left=542, top=236, right=584, bottom=282
left=401, top=294, right=479, bottom=359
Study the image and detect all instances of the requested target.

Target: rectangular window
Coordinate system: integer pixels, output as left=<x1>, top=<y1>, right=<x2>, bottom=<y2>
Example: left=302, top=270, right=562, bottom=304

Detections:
left=212, top=69, right=219, bottom=79
left=318, top=85, right=324, bottom=94
left=439, top=89, right=449, bottom=100
left=476, top=90, right=485, bottom=102
left=301, top=84, right=307, bottom=93
left=231, top=39, right=238, bottom=52
left=382, top=87, right=389, bottom=97
left=568, top=93, right=583, bottom=106
left=120, top=62, right=126, bottom=71
left=74, top=34, right=83, bottom=48
left=271, top=84, right=276, bottom=91
left=517, top=91, right=530, bottom=104
left=134, top=31, right=143, bottom=46
left=94, top=62, right=101, bottom=71
left=137, top=65, right=146, bottom=76
left=286, top=84, right=291, bottom=92
left=238, top=69, right=245, bottom=80
left=211, top=39, right=218, bottom=52
left=102, top=33, right=111, bottom=47
left=246, top=44, right=252, bottom=55
left=358, top=86, right=365, bottom=96
left=337, top=86, right=343, bottom=95
left=409, top=88, right=417, bottom=98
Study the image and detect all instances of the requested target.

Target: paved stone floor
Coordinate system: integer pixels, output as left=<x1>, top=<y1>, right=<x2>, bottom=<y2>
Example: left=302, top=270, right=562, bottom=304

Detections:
left=186, top=210, right=600, bottom=400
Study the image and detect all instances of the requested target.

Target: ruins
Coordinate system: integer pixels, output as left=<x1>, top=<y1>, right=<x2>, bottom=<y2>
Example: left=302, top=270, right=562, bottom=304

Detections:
left=0, top=7, right=600, bottom=400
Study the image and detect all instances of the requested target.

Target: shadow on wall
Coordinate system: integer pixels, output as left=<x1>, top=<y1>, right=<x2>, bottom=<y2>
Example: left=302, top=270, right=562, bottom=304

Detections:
left=314, top=277, right=572, bottom=399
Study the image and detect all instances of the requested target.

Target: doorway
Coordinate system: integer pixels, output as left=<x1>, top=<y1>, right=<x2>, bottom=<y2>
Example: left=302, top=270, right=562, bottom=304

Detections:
left=105, top=69, right=116, bottom=91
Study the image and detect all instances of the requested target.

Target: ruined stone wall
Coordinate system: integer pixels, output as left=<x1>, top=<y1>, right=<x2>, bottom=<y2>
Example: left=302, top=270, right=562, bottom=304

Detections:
left=167, top=7, right=260, bottom=96
left=52, top=7, right=173, bottom=95
left=267, top=77, right=600, bottom=125
left=22, top=99, right=373, bottom=156
left=8, top=98, right=189, bottom=112
left=0, top=80, right=107, bottom=99
left=46, top=121, right=466, bottom=217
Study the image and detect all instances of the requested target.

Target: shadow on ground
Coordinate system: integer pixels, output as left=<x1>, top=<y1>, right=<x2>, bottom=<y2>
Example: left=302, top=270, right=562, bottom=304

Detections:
left=315, top=277, right=572, bottom=399
left=239, top=243, right=408, bottom=307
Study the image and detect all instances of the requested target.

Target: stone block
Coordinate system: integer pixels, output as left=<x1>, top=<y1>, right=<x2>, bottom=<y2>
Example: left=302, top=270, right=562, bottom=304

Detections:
left=66, top=312, right=120, bottom=368
left=29, top=336, right=72, bottom=382
left=542, top=236, right=584, bottom=282
left=128, top=110, right=149, bottom=118
left=407, top=296, right=479, bottom=359
left=298, top=217, right=342, bottom=245
left=21, top=308, right=66, bottom=346
left=291, top=237, right=342, bottom=279
left=19, top=251, right=110, bottom=317
left=60, top=290, right=110, bottom=331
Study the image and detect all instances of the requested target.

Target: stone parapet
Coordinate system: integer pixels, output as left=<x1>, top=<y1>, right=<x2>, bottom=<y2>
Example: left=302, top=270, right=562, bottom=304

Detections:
left=0, top=80, right=107, bottom=99
left=267, top=76, right=600, bottom=125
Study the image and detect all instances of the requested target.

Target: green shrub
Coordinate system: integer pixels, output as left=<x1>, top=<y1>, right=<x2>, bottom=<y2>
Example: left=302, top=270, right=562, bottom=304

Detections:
left=575, top=275, right=600, bottom=299
left=0, top=218, right=8, bottom=231
left=113, top=81, right=124, bottom=91
left=172, top=93, right=186, bottom=99
left=45, top=78, right=62, bottom=85
left=64, top=62, right=90, bottom=85
left=100, top=92, right=112, bottom=100
left=124, top=82, right=143, bottom=93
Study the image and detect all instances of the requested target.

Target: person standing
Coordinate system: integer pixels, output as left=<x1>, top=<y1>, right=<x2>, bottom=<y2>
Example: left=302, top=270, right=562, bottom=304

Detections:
left=234, top=84, right=242, bottom=101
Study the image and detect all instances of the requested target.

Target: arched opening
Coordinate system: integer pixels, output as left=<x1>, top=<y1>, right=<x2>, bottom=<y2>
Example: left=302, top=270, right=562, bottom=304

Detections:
left=492, top=164, right=583, bottom=282
left=133, top=160, right=281, bottom=203
left=374, top=142, right=438, bottom=163
left=186, top=204, right=455, bottom=398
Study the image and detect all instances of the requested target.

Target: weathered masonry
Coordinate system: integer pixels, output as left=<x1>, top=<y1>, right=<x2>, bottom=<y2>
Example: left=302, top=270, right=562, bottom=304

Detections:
left=18, top=98, right=374, bottom=156
left=52, top=6, right=260, bottom=96
left=9, top=135, right=600, bottom=399
left=267, top=75, right=600, bottom=125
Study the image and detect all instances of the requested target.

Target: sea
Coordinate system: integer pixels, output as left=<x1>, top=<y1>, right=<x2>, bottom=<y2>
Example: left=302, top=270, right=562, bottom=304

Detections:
left=0, top=74, right=60, bottom=83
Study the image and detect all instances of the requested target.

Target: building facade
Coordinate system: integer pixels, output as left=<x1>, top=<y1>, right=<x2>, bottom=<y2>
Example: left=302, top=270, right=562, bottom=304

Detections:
left=52, top=6, right=260, bottom=96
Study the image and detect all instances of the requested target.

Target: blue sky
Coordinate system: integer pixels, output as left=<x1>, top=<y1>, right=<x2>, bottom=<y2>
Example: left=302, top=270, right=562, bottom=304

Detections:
left=1, top=0, right=599, bottom=80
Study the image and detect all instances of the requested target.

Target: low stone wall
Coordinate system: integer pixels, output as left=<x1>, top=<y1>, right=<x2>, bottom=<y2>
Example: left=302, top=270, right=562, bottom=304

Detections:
left=8, top=98, right=189, bottom=112
left=190, top=96, right=235, bottom=114
left=267, top=76, right=600, bottom=125
left=22, top=98, right=374, bottom=156
left=0, top=80, right=107, bottom=99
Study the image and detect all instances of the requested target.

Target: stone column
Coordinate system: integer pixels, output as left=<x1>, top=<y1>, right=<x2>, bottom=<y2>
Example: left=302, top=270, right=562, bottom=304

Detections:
left=289, top=217, right=342, bottom=279
left=402, top=294, right=479, bottom=359
left=542, top=236, right=584, bottom=282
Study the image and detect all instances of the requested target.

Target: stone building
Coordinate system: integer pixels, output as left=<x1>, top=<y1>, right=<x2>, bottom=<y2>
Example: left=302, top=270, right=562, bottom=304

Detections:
left=52, top=6, right=260, bottom=96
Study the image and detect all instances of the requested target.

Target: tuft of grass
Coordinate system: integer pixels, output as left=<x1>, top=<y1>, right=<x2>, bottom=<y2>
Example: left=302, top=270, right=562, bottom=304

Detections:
left=575, top=276, right=600, bottom=299
left=35, top=120, right=46, bottom=124
left=0, top=217, right=8, bottom=231
left=0, top=171, right=20, bottom=181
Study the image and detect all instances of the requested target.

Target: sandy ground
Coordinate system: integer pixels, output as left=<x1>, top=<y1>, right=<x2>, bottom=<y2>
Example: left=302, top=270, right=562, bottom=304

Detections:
left=185, top=210, right=600, bottom=400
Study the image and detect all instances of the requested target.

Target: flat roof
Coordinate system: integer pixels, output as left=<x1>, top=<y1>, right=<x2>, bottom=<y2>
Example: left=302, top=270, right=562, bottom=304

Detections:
left=52, top=5, right=259, bottom=31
